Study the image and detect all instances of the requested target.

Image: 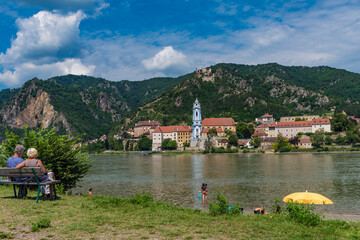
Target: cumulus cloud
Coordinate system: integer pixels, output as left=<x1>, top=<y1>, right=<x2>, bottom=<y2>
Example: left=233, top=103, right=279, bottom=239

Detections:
left=142, top=46, right=190, bottom=76
left=0, top=59, right=95, bottom=87
left=0, top=10, right=85, bottom=65
left=0, top=10, right=95, bottom=87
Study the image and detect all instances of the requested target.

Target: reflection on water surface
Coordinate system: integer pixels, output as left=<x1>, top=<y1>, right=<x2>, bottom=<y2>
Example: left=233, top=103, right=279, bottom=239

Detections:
left=73, top=153, right=360, bottom=214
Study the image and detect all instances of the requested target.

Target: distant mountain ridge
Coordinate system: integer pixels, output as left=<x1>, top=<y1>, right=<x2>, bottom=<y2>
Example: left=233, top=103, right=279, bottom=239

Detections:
left=0, top=74, right=190, bottom=139
left=0, top=63, right=359, bottom=140
left=131, top=63, right=360, bottom=126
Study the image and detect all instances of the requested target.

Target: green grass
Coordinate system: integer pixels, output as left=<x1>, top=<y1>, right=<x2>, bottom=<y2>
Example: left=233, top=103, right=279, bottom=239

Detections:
left=0, top=186, right=359, bottom=239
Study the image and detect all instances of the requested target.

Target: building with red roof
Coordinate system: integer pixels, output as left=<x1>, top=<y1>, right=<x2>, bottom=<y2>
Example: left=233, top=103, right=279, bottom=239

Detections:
left=200, top=127, right=225, bottom=138
left=201, top=118, right=236, bottom=132
left=255, top=113, right=274, bottom=124
left=298, top=137, right=312, bottom=149
left=134, top=120, right=161, bottom=138
left=152, top=125, right=192, bottom=149
left=254, top=118, right=331, bottom=138
left=252, top=129, right=268, bottom=138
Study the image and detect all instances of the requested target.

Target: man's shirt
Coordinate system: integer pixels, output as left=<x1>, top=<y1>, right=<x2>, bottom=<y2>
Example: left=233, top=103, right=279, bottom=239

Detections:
left=6, top=156, right=26, bottom=182
left=6, top=157, right=24, bottom=168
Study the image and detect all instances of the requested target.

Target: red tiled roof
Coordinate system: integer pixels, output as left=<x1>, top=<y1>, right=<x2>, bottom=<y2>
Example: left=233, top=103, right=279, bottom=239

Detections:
left=312, top=119, right=330, bottom=125
left=256, top=124, right=268, bottom=129
left=135, top=120, right=161, bottom=127
left=202, top=118, right=235, bottom=126
left=261, top=114, right=273, bottom=118
left=269, top=122, right=277, bottom=127
left=299, top=138, right=312, bottom=144
left=252, top=129, right=268, bottom=137
left=276, top=121, right=313, bottom=128
left=153, top=126, right=192, bottom=133
left=238, top=139, right=250, bottom=145
left=220, top=139, right=228, bottom=143
left=201, top=127, right=224, bottom=133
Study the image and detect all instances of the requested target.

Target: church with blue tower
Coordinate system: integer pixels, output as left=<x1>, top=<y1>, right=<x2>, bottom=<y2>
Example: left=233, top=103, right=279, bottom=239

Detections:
left=190, top=99, right=205, bottom=148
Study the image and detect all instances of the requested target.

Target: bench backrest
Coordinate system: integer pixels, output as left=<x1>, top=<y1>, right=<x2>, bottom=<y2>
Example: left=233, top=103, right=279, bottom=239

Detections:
left=0, top=167, right=44, bottom=177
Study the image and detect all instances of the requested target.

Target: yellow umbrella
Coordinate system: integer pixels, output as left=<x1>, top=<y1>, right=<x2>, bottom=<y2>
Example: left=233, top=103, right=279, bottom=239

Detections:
left=283, top=191, right=333, bottom=205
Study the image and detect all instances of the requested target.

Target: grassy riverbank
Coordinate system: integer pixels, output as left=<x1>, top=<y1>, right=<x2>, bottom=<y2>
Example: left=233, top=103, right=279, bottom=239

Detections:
left=0, top=186, right=359, bottom=239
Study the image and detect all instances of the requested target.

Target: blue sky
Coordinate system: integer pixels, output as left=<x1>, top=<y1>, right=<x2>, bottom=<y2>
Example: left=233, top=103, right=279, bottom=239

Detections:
left=0, top=0, right=359, bottom=89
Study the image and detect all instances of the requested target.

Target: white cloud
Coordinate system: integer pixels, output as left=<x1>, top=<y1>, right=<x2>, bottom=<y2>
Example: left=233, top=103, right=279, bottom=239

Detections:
left=0, top=10, right=85, bottom=65
left=142, top=46, right=190, bottom=76
left=0, top=59, right=95, bottom=87
left=0, top=10, right=95, bottom=87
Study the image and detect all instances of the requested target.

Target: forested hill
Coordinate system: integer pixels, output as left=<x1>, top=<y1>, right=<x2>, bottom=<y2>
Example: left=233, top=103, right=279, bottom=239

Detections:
left=131, top=63, right=360, bottom=126
left=0, top=74, right=190, bottom=139
left=0, top=63, right=359, bottom=140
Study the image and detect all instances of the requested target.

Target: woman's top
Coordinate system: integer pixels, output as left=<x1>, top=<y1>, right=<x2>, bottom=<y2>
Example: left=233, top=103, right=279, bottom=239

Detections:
left=24, top=159, right=38, bottom=167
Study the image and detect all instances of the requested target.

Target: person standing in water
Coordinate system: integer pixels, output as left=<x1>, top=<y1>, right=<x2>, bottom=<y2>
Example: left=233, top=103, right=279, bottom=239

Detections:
left=201, top=183, right=208, bottom=199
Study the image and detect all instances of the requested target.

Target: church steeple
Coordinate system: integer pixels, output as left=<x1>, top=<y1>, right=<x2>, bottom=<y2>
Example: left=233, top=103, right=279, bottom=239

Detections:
left=191, top=98, right=202, bottom=140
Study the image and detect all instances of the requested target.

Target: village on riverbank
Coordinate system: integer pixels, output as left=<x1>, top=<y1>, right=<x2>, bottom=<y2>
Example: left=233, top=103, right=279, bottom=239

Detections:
left=82, top=99, right=360, bottom=154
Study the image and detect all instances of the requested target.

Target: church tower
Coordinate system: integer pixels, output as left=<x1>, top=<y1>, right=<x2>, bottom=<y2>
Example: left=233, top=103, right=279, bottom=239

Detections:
left=191, top=98, right=202, bottom=140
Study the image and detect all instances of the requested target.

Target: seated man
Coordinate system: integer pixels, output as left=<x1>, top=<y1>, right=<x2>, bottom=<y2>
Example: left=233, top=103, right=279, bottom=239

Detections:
left=6, top=145, right=27, bottom=198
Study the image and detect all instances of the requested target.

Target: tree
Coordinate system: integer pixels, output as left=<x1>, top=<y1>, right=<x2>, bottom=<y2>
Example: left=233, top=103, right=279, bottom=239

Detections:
left=167, top=140, right=177, bottom=150
left=0, top=127, right=91, bottom=191
left=273, top=133, right=291, bottom=152
left=345, top=128, right=360, bottom=145
left=325, top=135, right=333, bottom=145
left=161, top=138, right=171, bottom=149
left=207, top=128, right=218, bottom=138
left=335, top=134, right=345, bottom=145
left=138, top=135, right=152, bottom=151
left=331, top=113, right=355, bottom=132
left=311, top=129, right=325, bottom=148
left=250, top=136, right=261, bottom=148
left=161, top=138, right=177, bottom=150
left=288, top=136, right=299, bottom=146
left=236, top=122, right=255, bottom=138
left=228, top=134, right=238, bottom=146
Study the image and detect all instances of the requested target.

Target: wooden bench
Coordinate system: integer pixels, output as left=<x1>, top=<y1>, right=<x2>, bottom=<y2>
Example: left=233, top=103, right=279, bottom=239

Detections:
left=0, top=167, right=61, bottom=203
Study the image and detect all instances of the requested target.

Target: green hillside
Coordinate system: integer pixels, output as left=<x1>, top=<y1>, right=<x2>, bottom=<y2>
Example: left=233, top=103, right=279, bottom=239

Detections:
left=0, top=74, right=188, bottom=139
left=131, top=63, right=360, bottom=126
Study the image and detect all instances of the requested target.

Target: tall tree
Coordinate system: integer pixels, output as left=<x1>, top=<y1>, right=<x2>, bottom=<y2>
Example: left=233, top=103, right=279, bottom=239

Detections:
left=311, top=129, right=325, bottom=148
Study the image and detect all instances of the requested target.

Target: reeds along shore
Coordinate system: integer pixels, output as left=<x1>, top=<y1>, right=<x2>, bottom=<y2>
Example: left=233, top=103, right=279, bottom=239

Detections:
left=0, top=186, right=359, bottom=239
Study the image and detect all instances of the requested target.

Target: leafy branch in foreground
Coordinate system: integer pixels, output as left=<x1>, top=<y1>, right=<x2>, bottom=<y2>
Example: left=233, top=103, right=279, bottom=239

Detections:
left=0, top=126, right=91, bottom=191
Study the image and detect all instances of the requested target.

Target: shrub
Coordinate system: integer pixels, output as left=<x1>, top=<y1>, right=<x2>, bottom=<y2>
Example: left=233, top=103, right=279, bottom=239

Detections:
left=285, top=202, right=322, bottom=226
left=31, top=218, right=51, bottom=232
left=209, top=191, right=229, bottom=216
left=0, top=126, right=91, bottom=191
left=129, top=193, right=154, bottom=207
left=271, top=198, right=283, bottom=214
left=228, top=203, right=244, bottom=215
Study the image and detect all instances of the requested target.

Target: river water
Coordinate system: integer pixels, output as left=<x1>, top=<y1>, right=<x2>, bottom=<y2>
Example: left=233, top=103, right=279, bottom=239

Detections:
left=73, top=153, right=360, bottom=215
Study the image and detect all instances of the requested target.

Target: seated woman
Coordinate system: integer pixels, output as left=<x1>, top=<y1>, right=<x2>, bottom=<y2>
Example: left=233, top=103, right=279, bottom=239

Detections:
left=16, top=148, right=55, bottom=198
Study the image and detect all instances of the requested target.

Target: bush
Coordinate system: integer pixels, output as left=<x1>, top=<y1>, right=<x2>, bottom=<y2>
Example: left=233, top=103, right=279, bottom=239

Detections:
left=209, top=191, right=243, bottom=216
left=286, top=202, right=322, bottom=226
left=129, top=193, right=154, bottom=207
left=228, top=203, right=244, bottom=215
left=271, top=198, right=283, bottom=214
left=31, top=218, right=51, bottom=232
left=209, top=191, right=229, bottom=216
left=0, top=127, right=91, bottom=191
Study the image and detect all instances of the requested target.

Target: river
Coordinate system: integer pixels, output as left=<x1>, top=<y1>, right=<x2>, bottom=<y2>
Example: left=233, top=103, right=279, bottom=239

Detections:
left=73, top=152, right=360, bottom=215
